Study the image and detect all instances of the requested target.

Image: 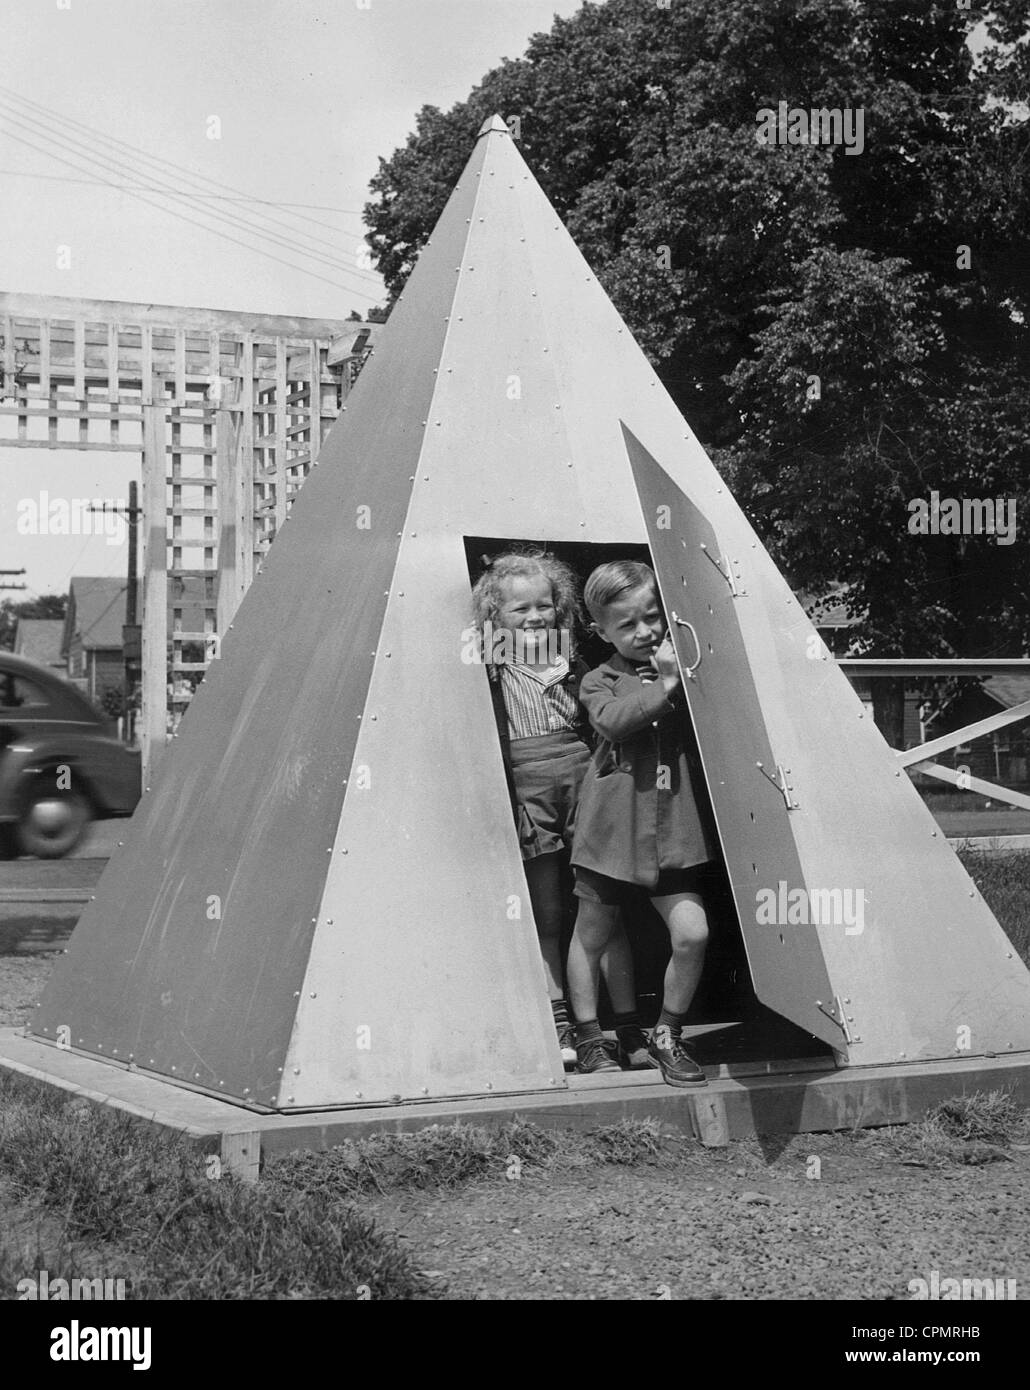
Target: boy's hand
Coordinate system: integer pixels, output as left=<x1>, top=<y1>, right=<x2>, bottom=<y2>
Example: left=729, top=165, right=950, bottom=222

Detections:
left=650, top=635, right=681, bottom=693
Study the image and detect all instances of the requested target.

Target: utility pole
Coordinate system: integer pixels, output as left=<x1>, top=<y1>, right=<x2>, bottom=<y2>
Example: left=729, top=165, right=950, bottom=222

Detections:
left=86, top=491, right=142, bottom=742
left=0, top=569, right=28, bottom=592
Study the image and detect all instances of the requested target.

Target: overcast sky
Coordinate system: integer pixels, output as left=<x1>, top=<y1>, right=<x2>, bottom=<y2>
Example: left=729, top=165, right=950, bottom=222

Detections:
left=1, top=0, right=584, bottom=597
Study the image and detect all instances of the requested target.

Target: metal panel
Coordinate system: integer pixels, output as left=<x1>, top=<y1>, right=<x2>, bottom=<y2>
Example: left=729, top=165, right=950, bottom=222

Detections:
left=626, top=426, right=841, bottom=1049
left=283, top=532, right=564, bottom=1106
left=31, top=136, right=488, bottom=1105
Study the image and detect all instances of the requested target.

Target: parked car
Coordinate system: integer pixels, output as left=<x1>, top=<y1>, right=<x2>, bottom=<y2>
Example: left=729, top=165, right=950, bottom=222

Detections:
left=0, top=652, right=141, bottom=858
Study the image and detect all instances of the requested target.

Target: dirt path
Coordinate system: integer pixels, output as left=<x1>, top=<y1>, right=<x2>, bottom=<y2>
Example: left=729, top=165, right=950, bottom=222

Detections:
left=365, top=1132, right=1030, bottom=1300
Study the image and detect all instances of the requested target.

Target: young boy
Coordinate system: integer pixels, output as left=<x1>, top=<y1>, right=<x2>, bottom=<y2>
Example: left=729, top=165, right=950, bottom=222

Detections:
left=568, top=560, right=718, bottom=1086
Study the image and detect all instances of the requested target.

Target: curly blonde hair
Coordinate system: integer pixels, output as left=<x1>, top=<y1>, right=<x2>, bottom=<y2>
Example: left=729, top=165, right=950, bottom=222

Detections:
left=470, top=548, right=583, bottom=658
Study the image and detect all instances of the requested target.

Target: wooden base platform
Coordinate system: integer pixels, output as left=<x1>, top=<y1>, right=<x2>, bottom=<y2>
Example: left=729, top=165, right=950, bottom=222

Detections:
left=3, top=1025, right=1029, bottom=1183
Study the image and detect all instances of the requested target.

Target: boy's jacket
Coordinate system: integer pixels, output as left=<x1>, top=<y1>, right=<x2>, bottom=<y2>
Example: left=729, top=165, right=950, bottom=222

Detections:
left=571, top=652, right=718, bottom=887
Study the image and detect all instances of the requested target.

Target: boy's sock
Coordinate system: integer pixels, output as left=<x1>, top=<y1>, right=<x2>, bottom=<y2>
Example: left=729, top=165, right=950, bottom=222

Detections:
left=613, top=1009, right=642, bottom=1038
left=655, top=1007, right=686, bottom=1040
left=551, top=998, right=571, bottom=1029
left=574, top=1018, right=604, bottom=1048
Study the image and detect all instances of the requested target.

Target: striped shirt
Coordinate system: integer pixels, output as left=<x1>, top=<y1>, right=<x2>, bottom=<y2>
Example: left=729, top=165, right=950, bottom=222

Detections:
left=498, top=658, right=580, bottom=740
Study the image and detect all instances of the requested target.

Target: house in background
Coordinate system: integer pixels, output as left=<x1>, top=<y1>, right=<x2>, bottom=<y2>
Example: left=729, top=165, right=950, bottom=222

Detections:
left=922, top=673, right=1030, bottom=790
left=12, top=618, right=65, bottom=672
left=62, top=577, right=142, bottom=704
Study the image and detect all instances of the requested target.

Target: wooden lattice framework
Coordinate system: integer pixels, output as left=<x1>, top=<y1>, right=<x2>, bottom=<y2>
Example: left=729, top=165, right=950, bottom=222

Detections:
left=0, top=292, right=376, bottom=778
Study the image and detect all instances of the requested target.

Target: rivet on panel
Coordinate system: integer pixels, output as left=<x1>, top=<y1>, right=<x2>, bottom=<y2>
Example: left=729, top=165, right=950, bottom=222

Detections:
left=356, top=1091, right=363, bottom=1098
left=294, top=1067, right=301, bottom=1075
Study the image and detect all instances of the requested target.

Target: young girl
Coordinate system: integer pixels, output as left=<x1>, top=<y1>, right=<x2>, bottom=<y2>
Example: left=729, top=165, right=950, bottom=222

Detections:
left=471, top=549, right=652, bottom=1073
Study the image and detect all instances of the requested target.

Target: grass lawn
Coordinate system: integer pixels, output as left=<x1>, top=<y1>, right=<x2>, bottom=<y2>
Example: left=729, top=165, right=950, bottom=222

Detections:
left=1, top=852, right=1028, bottom=1300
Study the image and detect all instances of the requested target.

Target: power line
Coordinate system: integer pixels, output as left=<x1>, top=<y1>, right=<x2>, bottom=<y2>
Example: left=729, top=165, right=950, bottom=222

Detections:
left=0, top=100, right=382, bottom=285
left=0, top=125, right=380, bottom=298
left=0, top=166, right=367, bottom=216
left=0, top=83, right=373, bottom=244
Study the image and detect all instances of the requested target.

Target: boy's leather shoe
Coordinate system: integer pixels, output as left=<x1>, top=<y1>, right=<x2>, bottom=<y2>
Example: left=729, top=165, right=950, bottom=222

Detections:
left=648, top=1025, right=707, bottom=1087
left=576, top=1037, right=621, bottom=1074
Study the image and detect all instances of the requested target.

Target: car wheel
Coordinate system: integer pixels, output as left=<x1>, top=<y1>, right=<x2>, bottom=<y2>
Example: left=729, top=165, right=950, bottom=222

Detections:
left=17, top=783, right=93, bottom=859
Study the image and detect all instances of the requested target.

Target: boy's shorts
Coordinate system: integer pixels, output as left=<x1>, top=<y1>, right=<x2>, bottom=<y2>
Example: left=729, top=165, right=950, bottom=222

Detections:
left=573, top=862, right=712, bottom=905
left=508, top=731, right=591, bottom=861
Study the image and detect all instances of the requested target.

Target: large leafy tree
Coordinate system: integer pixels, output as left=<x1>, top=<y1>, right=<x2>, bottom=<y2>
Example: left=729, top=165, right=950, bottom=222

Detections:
left=364, top=0, right=1029, bottom=742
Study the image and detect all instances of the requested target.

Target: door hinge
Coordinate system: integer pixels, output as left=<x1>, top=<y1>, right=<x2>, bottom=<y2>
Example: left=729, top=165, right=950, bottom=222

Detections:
left=700, top=543, right=746, bottom=597
left=756, top=759, right=798, bottom=810
left=816, top=994, right=860, bottom=1044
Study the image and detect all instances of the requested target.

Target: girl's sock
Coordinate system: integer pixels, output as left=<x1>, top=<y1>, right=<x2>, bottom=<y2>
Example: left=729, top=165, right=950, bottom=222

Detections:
left=574, top=1018, right=604, bottom=1047
left=551, top=998, right=571, bottom=1029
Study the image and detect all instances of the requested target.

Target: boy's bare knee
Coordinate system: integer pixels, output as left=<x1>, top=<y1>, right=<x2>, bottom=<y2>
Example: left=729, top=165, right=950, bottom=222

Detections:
left=574, top=901, right=619, bottom=953
left=669, top=916, right=709, bottom=954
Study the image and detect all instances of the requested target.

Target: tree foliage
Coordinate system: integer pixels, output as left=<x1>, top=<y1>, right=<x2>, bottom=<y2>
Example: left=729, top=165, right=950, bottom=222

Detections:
left=0, top=595, right=68, bottom=652
left=365, top=0, right=1030, bottom=697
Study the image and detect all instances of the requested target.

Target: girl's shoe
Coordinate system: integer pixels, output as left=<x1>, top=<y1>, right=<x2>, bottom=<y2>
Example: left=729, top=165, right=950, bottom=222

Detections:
left=557, top=1023, right=578, bottom=1069
left=617, top=1025, right=660, bottom=1070
left=647, top=1027, right=707, bottom=1087
left=576, top=1037, right=621, bottom=1074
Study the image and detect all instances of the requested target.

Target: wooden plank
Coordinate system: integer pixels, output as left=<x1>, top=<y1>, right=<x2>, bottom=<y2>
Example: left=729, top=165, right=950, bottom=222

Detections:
left=0, top=402, right=144, bottom=421
left=141, top=325, right=153, bottom=404
left=220, top=1131, right=261, bottom=1183
left=689, top=1092, right=730, bottom=1147
left=175, top=327, right=187, bottom=403
left=1, top=313, right=13, bottom=399
left=38, top=319, right=51, bottom=402
left=0, top=437, right=141, bottom=452
left=141, top=393, right=168, bottom=787
left=310, top=341, right=321, bottom=465
left=0, top=290, right=350, bottom=341
left=73, top=319, right=85, bottom=399
left=274, top=338, right=288, bottom=533
left=107, top=322, right=119, bottom=402
left=5, top=1026, right=1029, bottom=1161
left=209, top=329, right=220, bottom=397
left=239, top=334, right=255, bottom=591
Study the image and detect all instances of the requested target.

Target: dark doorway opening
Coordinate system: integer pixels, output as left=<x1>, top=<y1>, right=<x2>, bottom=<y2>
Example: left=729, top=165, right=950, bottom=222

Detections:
left=464, top=536, right=831, bottom=1072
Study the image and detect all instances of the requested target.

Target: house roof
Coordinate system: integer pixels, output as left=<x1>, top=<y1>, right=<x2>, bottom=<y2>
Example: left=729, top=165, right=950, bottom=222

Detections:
left=66, top=577, right=141, bottom=650
left=13, top=618, right=65, bottom=666
left=981, top=673, right=1030, bottom=710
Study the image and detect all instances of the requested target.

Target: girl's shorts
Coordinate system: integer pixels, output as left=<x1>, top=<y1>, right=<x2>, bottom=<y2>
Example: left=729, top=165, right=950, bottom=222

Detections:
left=508, top=730, right=591, bottom=861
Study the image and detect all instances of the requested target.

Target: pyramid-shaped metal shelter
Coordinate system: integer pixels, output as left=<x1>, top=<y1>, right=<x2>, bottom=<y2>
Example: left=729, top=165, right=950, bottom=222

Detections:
left=32, top=117, right=1030, bottom=1109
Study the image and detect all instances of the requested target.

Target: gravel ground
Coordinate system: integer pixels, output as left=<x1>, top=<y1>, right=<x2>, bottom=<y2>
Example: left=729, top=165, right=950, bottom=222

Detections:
left=365, top=1132, right=1030, bottom=1300
left=2, top=955, right=1028, bottom=1303
left=0, top=956, right=54, bottom=1028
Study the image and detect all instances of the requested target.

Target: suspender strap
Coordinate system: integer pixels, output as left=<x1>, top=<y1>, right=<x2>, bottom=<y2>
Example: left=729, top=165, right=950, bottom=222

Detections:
left=488, top=667, right=520, bottom=820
